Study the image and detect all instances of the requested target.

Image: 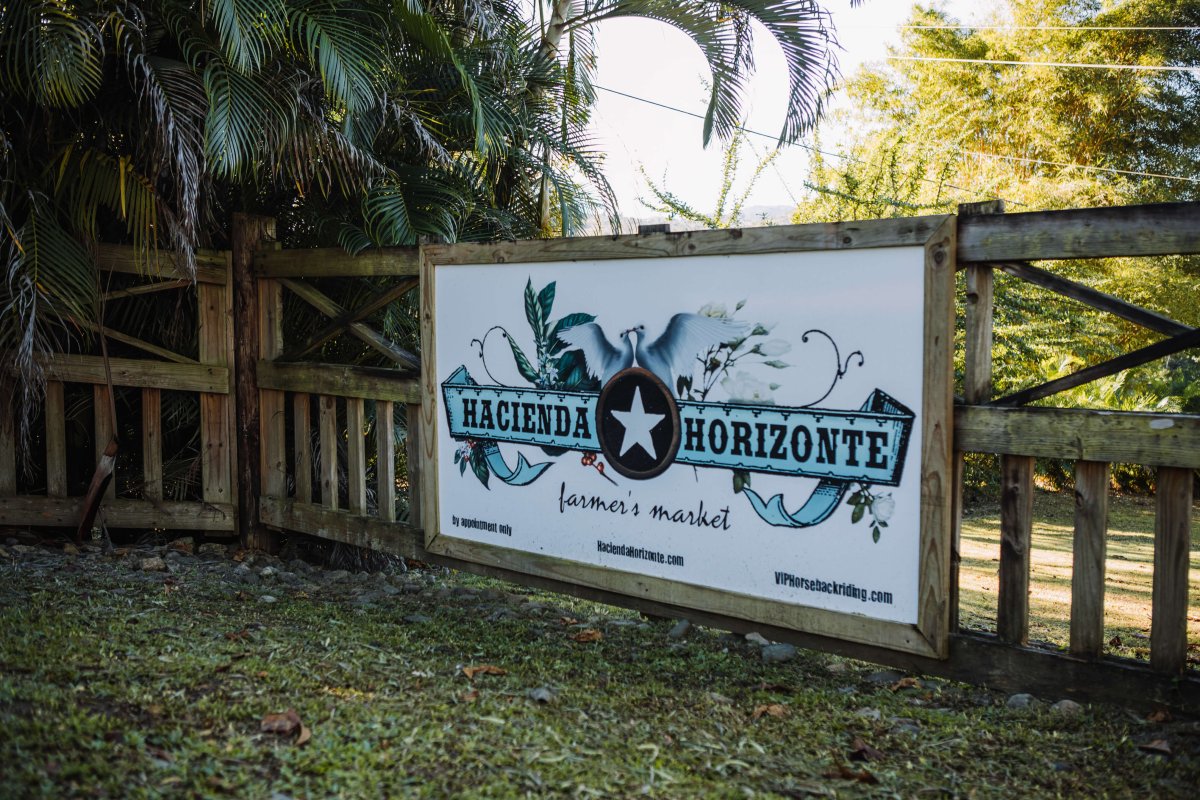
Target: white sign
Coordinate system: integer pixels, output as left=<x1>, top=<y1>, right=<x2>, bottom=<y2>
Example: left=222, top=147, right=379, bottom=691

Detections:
left=432, top=247, right=928, bottom=625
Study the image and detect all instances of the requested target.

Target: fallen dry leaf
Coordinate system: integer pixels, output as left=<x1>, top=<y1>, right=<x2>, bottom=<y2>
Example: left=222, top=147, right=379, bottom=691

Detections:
left=460, top=689, right=480, bottom=703
left=1139, top=739, right=1172, bottom=756
left=296, top=724, right=312, bottom=746
left=890, top=677, right=920, bottom=692
left=571, top=629, right=603, bottom=643
left=261, top=709, right=302, bottom=737
left=1109, top=635, right=1122, bottom=648
left=751, top=704, right=788, bottom=720
left=849, top=737, right=885, bottom=762
left=1147, top=709, right=1173, bottom=724
left=559, top=616, right=580, bottom=626
left=823, top=761, right=879, bottom=784
left=758, top=682, right=792, bottom=693
left=462, top=664, right=507, bottom=680
left=232, top=549, right=248, bottom=563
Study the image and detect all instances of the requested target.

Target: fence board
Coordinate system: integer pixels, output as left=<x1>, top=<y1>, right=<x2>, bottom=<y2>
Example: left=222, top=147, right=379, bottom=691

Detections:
left=199, top=279, right=234, bottom=507
left=259, top=278, right=287, bottom=503
left=319, top=395, right=338, bottom=511
left=955, top=406, right=1200, bottom=468
left=141, top=389, right=162, bottom=501
left=406, top=404, right=422, bottom=528
left=0, top=412, right=14, bottom=495
left=997, top=455, right=1034, bottom=645
left=259, top=497, right=420, bottom=556
left=31, top=355, right=228, bottom=394
left=293, top=393, right=312, bottom=504
left=0, top=496, right=235, bottom=530
left=1070, top=461, right=1109, bottom=658
left=1151, top=467, right=1194, bottom=674
left=377, top=400, right=396, bottom=522
left=257, top=361, right=420, bottom=403
left=45, top=381, right=67, bottom=498
left=346, top=398, right=367, bottom=515
left=257, top=246, right=421, bottom=278
left=959, top=202, right=1200, bottom=261
left=93, top=386, right=116, bottom=502
left=95, top=244, right=228, bottom=284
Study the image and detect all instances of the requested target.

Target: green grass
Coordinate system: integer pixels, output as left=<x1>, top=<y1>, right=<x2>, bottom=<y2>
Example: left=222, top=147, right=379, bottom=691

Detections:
left=2, top=534, right=1199, bottom=798
left=959, top=489, right=1200, bottom=662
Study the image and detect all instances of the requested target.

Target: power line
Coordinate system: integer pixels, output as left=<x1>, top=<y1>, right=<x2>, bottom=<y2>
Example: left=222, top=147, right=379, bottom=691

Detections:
left=888, top=55, right=1199, bottom=72
left=594, top=83, right=1199, bottom=189
left=845, top=24, right=1200, bottom=32
left=593, top=83, right=1002, bottom=205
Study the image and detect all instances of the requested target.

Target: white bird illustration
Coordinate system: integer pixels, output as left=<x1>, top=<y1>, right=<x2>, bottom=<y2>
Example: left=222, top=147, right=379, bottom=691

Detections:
left=559, top=314, right=749, bottom=388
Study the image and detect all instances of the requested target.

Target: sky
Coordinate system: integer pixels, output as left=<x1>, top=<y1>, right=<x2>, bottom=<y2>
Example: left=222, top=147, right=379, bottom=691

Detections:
left=587, top=1, right=979, bottom=224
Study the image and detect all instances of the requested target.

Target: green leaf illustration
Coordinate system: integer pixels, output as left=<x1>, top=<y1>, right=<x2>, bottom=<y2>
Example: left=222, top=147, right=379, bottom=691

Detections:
left=524, top=279, right=542, bottom=335
left=472, top=452, right=490, bottom=488
left=851, top=504, right=865, bottom=524
left=872, top=525, right=881, bottom=543
left=537, top=282, right=556, bottom=335
left=459, top=458, right=467, bottom=476
left=507, top=336, right=539, bottom=384
left=732, top=470, right=751, bottom=494
left=763, top=360, right=790, bottom=369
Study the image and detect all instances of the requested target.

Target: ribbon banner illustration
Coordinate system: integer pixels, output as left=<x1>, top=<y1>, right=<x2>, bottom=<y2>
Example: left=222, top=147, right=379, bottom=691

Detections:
left=443, top=365, right=915, bottom=528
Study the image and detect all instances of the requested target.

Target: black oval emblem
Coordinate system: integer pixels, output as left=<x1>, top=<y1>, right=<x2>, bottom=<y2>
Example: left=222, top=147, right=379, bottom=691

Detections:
left=596, top=367, right=681, bottom=480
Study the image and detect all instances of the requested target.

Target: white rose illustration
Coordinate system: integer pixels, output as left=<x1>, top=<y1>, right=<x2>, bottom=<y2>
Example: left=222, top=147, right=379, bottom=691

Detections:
left=721, top=371, right=775, bottom=404
left=698, top=302, right=728, bottom=319
left=872, top=494, right=895, bottom=523
left=758, top=340, right=791, bottom=357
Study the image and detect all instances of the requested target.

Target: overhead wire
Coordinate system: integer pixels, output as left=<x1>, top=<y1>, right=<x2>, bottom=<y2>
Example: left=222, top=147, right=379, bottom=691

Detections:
left=848, top=24, right=1200, bottom=32
left=887, top=55, right=1199, bottom=72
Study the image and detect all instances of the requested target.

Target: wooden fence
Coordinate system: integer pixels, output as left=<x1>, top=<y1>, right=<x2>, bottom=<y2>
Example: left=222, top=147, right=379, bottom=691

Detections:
left=1, top=203, right=1197, bottom=710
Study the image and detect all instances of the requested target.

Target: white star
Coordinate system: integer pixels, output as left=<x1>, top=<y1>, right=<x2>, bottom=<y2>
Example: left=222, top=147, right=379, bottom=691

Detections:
left=611, top=386, right=665, bottom=459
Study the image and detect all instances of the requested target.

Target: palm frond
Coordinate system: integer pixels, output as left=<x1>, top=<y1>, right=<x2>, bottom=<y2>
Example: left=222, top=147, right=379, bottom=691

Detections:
left=206, top=0, right=287, bottom=72
left=289, top=0, right=382, bottom=113
left=0, top=2, right=104, bottom=107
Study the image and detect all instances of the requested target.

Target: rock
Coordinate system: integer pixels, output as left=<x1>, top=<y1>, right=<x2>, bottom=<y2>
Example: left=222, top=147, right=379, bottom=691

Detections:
left=480, top=588, right=505, bottom=602
left=287, top=558, right=309, bottom=573
left=140, top=556, right=167, bottom=572
left=62, top=543, right=80, bottom=556
left=325, top=570, right=350, bottom=583
left=707, top=692, right=734, bottom=705
left=260, top=595, right=278, bottom=604
left=528, top=686, right=557, bottom=704
left=452, top=587, right=479, bottom=600
left=889, top=718, right=921, bottom=735
left=433, top=588, right=454, bottom=601
left=12, top=544, right=36, bottom=555
left=277, top=571, right=301, bottom=585
left=1006, top=693, right=1036, bottom=710
left=866, top=669, right=906, bottom=686
left=744, top=632, right=770, bottom=646
left=668, top=619, right=692, bottom=639
left=170, top=537, right=195, bottom=554
left=855, top=707, right=882, bottom=721
left=198, top=543, right=226, bottom=558
left=487, top=608, right=519, bottom=622
left=5, top=537, right=17, bottom=546
left=826, top=661, right=850, bottom=674
left=403, top=614, right=432, bottom=624
left=1051, top=699, right=1083, bottom=716
left=0, top=545, right=9, bottom=558
left=761, top=643, right=797, bottom=664
left=260, top=565, right=278, bottom=578
left=378, top=583, right=401, bottom=596
left=400, top=583, right=424, bottom=595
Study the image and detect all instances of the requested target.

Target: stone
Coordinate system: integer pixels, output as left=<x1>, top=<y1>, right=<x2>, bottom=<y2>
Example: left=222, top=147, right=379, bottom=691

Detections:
left=826, top=661, right=850, bottom=674
left=170, top=537, right=195, bottom=554
left=1051, top=699, right=1083, bottom=716
left=761, top=643, right=797, bottom=664
left=197, top=543, right=226, bottom=558
left=855, top=707, right=882, bottom=721
left=400, top=583, right=424, bottom=595
left=12, top=544, right=36, bottom=555
left=62, top=543, right=80, bottom=556
left=140, top=556, right=167, bottom=572
left=480, top=588, right=505, bottom=602
left=668, top=619, right=692, bottom=639
left=528, top=687, right=557, bottom=704
left=378, top=583, right=401, bottom=596
left=889, top=718, right=921, bottom=735
left=0, top=545, right=9, bottom=559
left=487, top=608, right=519, bottom=622
left=1006, top=693, right=1036, bottom=710
left=707, top=692, right=734, bottom=705
left=452, top=587, right=479, bottom=599
left=744, top=632, right=770, bottom=646
left=287, top=559, right=310, bottom=573
left=403, top=614, right=432, bottom=624
left=260, top=595, right=278, bottom=604
left=260, top=565, right=278, bottom=578
left=866, top=669, right=906, bottom=686
left=325, top=570, right=351, bottom=583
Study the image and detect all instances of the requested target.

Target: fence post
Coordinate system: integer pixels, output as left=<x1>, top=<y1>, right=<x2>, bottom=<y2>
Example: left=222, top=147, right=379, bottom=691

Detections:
left=952, top=200, right=1003, bottom=632
left=1151, top=466, right=1193, bottom=673
left=232, top=213, right=277, bottom=551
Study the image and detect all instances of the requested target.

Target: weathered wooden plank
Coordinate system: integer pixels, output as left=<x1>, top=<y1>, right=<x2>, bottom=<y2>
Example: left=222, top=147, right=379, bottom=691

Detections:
left=1070, top=461, right=1109, bottom=658
left=405, top=404, right=421, bottom=527
left=319, top=395, right=339, bottom=511
left=256, top=361, right=420, bottom=404
left=28, top=355, right=229, bottom=394
left=958, top=202, right=1200, bottom=262
left=95, top=243, right=228, bottom=284
left=101, top=278, right=191, bottom=301
left=141, top=389, right=163, bottom=501
left=997, top=455, right=1034, bottom=645
left=0, top=496, right=235, bottom=530
left=917, top=215, right=956, bottom=657
left=293, top=393, right=312, bottom=504
left=277, top=278, right=419, bottom=368
left=93, top=385, right=116, bottom=501
left=376, top=400, right=396, bottom=522
left=995, top=261, right=1192, bottom=337
left=259, top=277, right=288, bottom=505
left=1151, top=467, right=1193, bottom=675
left=955, top=405, right=1200, bottom=468
left=256, top=247, right=421, bottom=278
left=76, top=320, right=199, bottom=364
left=346, top=398, right=367, bottom=515
left=45, top=381, right=67, bottom=497
left=425, top=216, right=951, bottom=267
left=0, top=411, right=14, bottom=495
left=993, top=328, right=1200, bottom=407
left=198, top=278, right=234, bottom=508
left=233, top=214, right=275, bottom=549
left=259, top=497, right=420, bottom=555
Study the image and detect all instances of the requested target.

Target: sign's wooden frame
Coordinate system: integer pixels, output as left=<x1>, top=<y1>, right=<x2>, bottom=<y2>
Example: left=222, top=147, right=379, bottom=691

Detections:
left=419, top=217, right=956, bottom=658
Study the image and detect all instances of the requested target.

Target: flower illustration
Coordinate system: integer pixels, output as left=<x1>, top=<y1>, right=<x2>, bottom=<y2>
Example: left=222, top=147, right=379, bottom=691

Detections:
left=698, top=302, right=730, bottom=319
left=846, top=485, right=894, bottom=542
left=721, top=371, right=776, bottom=405
left=872, top=494, right=895, bottom=523
left=756, top=340, right=792, bottom=357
